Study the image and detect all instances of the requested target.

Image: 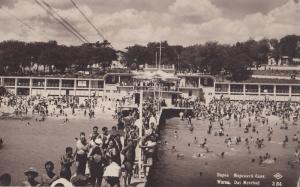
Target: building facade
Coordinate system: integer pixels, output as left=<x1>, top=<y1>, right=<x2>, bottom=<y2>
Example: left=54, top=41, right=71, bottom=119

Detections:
left=1, top=67, right=300, bottom=103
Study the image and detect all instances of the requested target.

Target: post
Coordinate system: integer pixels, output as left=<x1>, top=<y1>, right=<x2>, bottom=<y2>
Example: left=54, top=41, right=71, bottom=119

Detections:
left=15, top=78, right=17, bottom=95
left=154, top=81, right=156, bottom=99
left=29, top=78, right=32, bottom=96
left=138, top=91, right=143, bottom=178
left=88, top=80, right=91, bottom=98
left=273, top=85, right=276, bottom=101
left=155, top=52, right=158, bottom=69
left=74, top=79, right=76, bottom=96
left=159, top=41, right=162, bottom=70
left=157, top=41, right=165, bottom=70
left=289, top=85, right=292, bottom=99
left=44, top=79, right=47, bottom=90
left=44, top=78, right=47, bottom=97
left=59, top=79, right=62, bottom=96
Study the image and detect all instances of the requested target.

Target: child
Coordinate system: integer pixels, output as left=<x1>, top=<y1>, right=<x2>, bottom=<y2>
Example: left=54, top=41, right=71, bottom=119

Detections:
left=60, top=147, right=75, bottom=181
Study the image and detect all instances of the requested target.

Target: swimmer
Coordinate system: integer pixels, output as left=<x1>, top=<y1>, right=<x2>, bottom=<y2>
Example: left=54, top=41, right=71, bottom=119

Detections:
left=0, top=138, right=3, bottom=147
left=179, top=111, right=184, bottom=120
left=205, top=146, right=210, bottom=153
left=171, top=146, right=176, bottom=152
left=177, top=153, right=184, bottom=159
left=188, top=115, right=192, bottom=126
left=174, top=131, right=178, bottom=138
left=194, top=137, right=198, bottom=144
left=221, top=152, right=225, bottom=158
left=193, top=153, right=203, bottom=158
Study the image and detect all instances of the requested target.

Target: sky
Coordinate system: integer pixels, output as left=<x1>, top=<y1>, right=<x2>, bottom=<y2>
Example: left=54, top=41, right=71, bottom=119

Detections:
left=0, top=0, right=299, bottom=49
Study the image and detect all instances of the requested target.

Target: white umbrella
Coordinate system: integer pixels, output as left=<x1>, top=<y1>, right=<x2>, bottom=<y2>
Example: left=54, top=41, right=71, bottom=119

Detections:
left=133, top=70, right=178, bottom=80
left=133, top=71, right=153, bottom=80
left=152, top=70, right=178, bottom=80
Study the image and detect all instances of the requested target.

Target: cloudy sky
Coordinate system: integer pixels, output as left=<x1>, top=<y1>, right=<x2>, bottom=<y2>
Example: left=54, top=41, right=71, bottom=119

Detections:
left=0, top=0, right=299, bottom=49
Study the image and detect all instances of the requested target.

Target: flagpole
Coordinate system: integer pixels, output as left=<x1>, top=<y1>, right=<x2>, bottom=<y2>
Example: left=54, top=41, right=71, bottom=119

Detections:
left=159, top=41, right=162, bottom=70
left=155, top=52, right=158, bottom=69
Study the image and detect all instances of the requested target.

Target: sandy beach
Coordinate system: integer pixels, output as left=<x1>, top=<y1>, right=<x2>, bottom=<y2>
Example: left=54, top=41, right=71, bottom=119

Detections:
left=0, top=107, right=117, bottom=186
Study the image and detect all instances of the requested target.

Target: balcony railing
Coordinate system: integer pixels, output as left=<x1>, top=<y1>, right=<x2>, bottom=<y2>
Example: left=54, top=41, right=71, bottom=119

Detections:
left=47, top=83, right=59, bottom=87
left=119, top=82, right=134, bottom=86
left=230, top=89, right=243, bottom=92
left=4, top=82, right=15, bottom=86
left=91, top=85, right=103, bottom=89
left=134, top=86, right=180, bottom=92
left=246, top=89, right=258, bottom=93
left=215, top=88, right=228, bottom=92
left=76, top=86, right=89, bottom=89
left=160, top=87, right=180, bottom=92
left=32, top=83, right=45, bottom=87
left=17, top=82, right=29, bottom=86
left=61, top=84, right=74, bottom=88
left=276, top=90, right=289, bottom=93
left=144, top=64, right=175, bottom=70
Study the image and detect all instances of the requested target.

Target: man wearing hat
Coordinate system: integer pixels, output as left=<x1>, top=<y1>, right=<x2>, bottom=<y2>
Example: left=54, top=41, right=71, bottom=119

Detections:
left=21, top=167, right=40, bottom=186
left=88, top=138, right=104, bottom=187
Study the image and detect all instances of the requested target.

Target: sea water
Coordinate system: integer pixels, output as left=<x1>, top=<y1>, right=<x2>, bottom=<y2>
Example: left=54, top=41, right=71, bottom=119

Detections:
left=147, top=117, right=300, bottom=187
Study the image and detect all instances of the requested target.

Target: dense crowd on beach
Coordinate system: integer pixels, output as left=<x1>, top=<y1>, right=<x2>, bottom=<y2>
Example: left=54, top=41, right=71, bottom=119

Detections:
left=1, top=93, right=300, bottom=186
left=0, top=94, right=160, bottom=187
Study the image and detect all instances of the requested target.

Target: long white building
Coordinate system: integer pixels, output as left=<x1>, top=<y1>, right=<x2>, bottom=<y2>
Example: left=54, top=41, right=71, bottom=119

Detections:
left=1, top=64, right=300, bottom=103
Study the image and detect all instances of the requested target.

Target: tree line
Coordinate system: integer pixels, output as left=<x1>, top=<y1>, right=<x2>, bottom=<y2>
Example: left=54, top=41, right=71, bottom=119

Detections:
left=123, top=35, right=300, bottom=81
left=0, top=40, right=117, bottom=75
left=0, top=35, right=299, bottom=81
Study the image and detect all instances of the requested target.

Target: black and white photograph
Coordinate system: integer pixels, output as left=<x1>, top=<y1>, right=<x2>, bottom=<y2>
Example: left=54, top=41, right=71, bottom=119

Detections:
left=0, top=0, right=300, bottom=186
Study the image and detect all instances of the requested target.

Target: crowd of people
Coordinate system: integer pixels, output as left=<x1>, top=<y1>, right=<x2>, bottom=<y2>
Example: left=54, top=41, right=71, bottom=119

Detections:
left=173, top=98, right=300, bottom=167
left=0, top=94, right=161, bottom=187
left=2, top=91, right=300, bottom=186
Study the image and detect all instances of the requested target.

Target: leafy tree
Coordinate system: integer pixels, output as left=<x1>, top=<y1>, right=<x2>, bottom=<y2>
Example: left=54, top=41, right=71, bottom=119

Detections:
left=279, top=35, right=300, bottom=58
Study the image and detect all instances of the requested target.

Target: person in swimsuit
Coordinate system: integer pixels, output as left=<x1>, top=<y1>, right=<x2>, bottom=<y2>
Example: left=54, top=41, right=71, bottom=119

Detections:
left=121, top=139, right=136, bottom=186
left=75, top=132, right=89, bottom=175
left=60, top=147, right=75, bottom=181
left=41, top=161, right=59, bottom=186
